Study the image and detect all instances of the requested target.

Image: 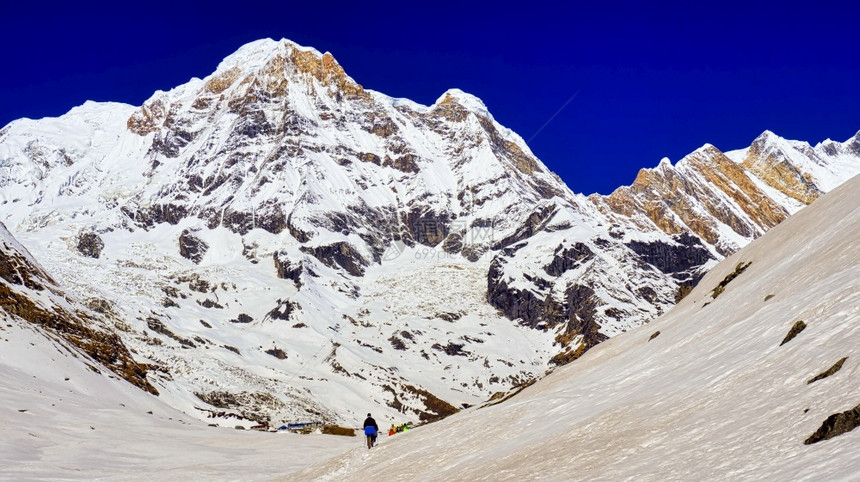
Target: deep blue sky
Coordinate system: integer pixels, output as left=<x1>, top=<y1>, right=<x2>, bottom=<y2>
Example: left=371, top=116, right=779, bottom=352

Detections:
left=2, top=1, right=858, bottom=194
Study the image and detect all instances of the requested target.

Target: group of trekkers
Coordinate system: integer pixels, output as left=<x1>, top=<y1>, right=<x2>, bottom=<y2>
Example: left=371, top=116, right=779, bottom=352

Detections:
left=362, top=413, right=412, bottom=449
left=388, top=422, right=410, bottom=436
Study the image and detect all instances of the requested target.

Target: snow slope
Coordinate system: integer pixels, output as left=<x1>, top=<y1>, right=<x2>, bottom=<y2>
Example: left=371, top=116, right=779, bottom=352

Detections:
left=0, top=313, right=354, bottom=481
left=297, top=173, right=860, bottom=480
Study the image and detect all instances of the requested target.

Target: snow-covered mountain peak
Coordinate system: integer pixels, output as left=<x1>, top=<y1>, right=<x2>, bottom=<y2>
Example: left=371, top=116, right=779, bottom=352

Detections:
left=433, top=88, right=491, bottom=117
left=1, top=36, right=858, bottom=428
left=215, top=37, right=327, bottom=74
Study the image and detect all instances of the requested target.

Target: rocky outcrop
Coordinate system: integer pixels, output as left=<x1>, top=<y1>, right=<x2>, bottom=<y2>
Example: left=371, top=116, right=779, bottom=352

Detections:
left=487, top=257, right=547, bottom=328
left=492, top=205, right=558, bottom=250
left=300, top=242, right=367, bottom=277
left=1, top=223, right=157, bottom=395
left=804, top=403, right=860, bottom=444
left=266, top=300, right=300, bottom=322
left=625, top=233, right=713, bottom=281
left=76, top=232, right=104, bottom=259
left=488, top=252, right=607, bottom=355
left=402, top=209, right=451, bottom=247
left=178, top=229, right=208, bottom=264
left=590, top=144, right=797, bottom=256
left=273, top=253, right=311, bottom=284
left=543, top=242, right=594, bottom=277
left=743, top=132, right=823, bottom=204
left=807, top=357, right=848, bottom=384
left=780, top=320, right=807, bottom=346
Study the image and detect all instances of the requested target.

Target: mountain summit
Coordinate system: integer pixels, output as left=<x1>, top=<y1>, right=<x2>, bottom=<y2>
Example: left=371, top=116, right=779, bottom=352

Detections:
left=1, top=38, right=858, bottom=424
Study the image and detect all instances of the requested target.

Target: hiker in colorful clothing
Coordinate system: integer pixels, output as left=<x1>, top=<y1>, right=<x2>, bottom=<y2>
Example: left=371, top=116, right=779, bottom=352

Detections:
left=363, top=413, right=379, bottom=449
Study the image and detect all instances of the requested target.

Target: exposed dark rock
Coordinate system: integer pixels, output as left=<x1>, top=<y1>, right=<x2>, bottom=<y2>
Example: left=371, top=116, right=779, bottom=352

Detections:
left=626, top=232, right=713, bottom=280
left=321, top=425, right=356, bottom=436
left=146, top=317, right=195, bottom=348
left=549, top=343, right=587, bottom=366
left=442, top=232, right=464, bottom=254
left=675, top=284, right=695, bottom=303
left=185, top=277, right=211, bottom=293
left=195, top=390, right=239, bottom=409
left=431, top=342, right=469, bottom=357
left=559, top=284, right=607, bottom=347
left=229, top=313, right=253, bottom=324
left=807, top=357, right=848, bottom=384
left=402, top=209, right=450, bottom=247
left=254, top=199, right=288, bottom=234
left=461, top=245, right=486, bottom=262
left=492, top=204, right=557, bottom=250
left=178, top=229, right=208, bottom=264
left=221, top=208, right=253, bottom=235
left=780, top=320, right=807, bottom=346
left=199, top=320, right=212, bottom=328
left=649, top=331, right=661, bottom=341
left=358, top=152, right=382, bottom=165
left=266, top=300, right=298, bottom=321
left=85, top=298, right=115, bottom=316
left=300, top=242, right=367, bottom=277
left=194, top=390, right=282, bottom=423
left=265, top=347, right=287, bottom=360
left=436, top=312, right=463, bottom=322
left=389, top=335, right=407, bottom=351
left=764, top=294, right=775, bottom=301
left=636, top=286, right=659, bottom=304
left=122, top=203, right=188, bottom=227
left=487, top=257, right=546, bottom=327
left=402, top=384, right=459, bottom=423
left=543, top=242, right=593, bottom=277
left=804, top=403, right=860, bottom=444
left=224, top=345, right=240, bottom=355
left=273, top=253, right=315, bottom=284
left=198, top=299, right=223, bottom=309
left=383, top=153, right=420, bottom=173
left=77, top=232, right=105, bottom=259
left=286, top=213, right=313, bottom=243
left=0, top=252, right=156, bottom=394
left=231, top=109, right=273, bottom=139
left=711, top=261, right=752, bottom=299
left=605, top=307, right=625, bottom=320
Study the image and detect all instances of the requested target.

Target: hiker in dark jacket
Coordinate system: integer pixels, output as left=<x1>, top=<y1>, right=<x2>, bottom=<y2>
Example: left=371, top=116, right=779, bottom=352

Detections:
left=363, top=413, right=379, bottom=449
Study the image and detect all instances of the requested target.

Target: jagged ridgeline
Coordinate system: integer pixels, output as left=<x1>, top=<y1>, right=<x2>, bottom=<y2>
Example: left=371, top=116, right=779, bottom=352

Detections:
left=1, top=38, right=858, bottom=424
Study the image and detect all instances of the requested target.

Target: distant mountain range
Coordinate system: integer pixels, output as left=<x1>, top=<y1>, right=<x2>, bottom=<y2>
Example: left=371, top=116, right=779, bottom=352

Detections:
left=1, top=38, right=858, bottom=425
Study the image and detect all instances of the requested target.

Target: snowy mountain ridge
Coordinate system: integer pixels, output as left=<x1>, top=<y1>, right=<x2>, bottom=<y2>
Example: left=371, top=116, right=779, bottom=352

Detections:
left=1, top=37, right=858, bottom=425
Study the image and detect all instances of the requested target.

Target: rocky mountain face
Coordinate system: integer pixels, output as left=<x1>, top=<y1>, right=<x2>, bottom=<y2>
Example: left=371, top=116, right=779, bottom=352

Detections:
left=1, top=38, right=858, bottom=425
left=0, top=222, right=156, bottom=394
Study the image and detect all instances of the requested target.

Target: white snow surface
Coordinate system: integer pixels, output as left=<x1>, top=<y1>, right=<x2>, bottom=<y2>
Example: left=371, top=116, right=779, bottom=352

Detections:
left=297, top=173, right=860, bottom=480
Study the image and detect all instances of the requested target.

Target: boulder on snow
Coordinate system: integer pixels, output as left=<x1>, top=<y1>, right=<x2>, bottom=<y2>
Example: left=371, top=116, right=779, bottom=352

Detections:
left=76, top=232, right=105, bottom=259
left=804, top=403, right=860, bottom=444
left=178, top=229, right=208, bottom=264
